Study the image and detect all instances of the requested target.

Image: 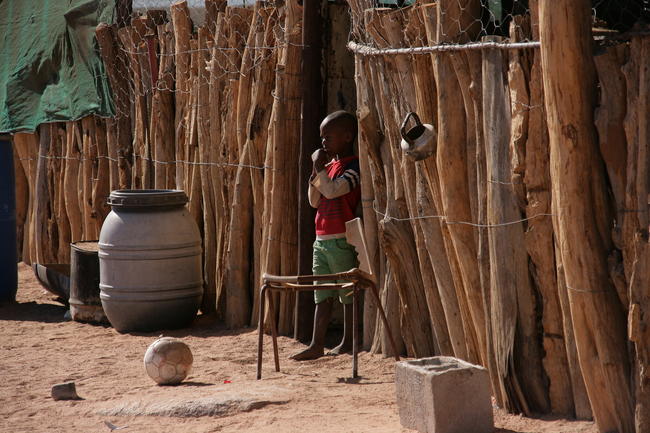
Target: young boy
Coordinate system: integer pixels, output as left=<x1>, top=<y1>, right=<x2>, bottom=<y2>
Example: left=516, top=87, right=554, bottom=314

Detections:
left=291, top=110, right=361, bottom=361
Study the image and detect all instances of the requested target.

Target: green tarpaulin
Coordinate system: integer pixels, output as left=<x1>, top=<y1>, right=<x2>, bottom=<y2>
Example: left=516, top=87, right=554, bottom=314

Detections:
left=0, top=0, right=116, bottom=133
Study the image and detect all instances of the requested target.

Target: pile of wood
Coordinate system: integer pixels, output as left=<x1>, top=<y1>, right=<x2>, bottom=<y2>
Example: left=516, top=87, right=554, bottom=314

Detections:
left=349, top=0, right=650, bottom=431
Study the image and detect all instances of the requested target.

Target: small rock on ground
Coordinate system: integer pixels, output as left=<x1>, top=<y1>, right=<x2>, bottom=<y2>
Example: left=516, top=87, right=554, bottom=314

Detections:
left=52, top=382, right=81, bottom=401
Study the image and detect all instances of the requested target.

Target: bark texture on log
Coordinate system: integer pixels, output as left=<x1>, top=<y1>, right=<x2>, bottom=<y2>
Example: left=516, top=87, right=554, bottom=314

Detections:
left=483, top=37, right=547, bottom=415
left=13, top=133, right=39, bottom=265
left=522, top=38, right=574, bottom=420
left=627, top=35, right=650, bottom=433
left=151, top=22, right=176, bottom=190
left=434, top=0, right=486, bottom=366
left=171, top=0, right=192, bottom=191
left=539, top=2, right=634, bottom=431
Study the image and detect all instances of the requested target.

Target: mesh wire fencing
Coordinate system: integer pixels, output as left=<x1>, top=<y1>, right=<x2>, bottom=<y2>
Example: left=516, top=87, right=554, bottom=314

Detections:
left=106, top=0, right=650, bottom=116
left=346, top=0, right=650, bottom=57
left=347, top=0, right=537, bottom=56
left=105, top=0, right=284, bottom=121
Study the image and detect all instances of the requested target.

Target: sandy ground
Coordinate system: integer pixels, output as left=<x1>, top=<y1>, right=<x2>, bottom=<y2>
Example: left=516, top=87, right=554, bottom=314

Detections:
left=0, top=263, right=599, bottom=433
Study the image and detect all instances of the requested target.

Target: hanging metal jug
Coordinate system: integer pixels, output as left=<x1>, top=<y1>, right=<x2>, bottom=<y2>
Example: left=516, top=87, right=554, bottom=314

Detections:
left=399, top=112, right=436, bottom=161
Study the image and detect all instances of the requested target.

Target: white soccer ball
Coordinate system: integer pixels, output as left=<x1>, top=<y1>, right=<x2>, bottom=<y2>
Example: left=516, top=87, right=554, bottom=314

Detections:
left=143, top=337, right=193, bottom=385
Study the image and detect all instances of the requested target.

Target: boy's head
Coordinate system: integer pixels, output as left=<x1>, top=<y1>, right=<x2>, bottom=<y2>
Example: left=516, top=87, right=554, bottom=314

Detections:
left=320, top=110, right=357, bottom=158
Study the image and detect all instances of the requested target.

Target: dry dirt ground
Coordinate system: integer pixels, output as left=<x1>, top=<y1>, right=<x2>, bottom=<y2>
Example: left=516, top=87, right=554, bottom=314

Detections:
left=0, top=263, right=599, bottom=433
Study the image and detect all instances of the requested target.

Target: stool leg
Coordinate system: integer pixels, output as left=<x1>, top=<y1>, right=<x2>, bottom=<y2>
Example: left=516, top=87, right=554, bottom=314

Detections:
left=257, top=285, right=268, bottom=380
left=369, top=282, right=400, bottom=361
left=267, top=290, right=281, bottom=372
left=352, top=285, right=358, bottom=379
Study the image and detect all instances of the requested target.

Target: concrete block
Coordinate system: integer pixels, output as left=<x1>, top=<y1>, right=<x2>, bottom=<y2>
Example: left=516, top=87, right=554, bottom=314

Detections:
left=395, top=356, right=493, bottom=433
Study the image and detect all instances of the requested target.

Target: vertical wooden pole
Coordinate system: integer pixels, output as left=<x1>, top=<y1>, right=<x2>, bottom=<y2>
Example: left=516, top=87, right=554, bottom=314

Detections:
left=434, top=0, right=487, bottom=366
left=34, top=125, right=52, bottom=264
left=296, top=0, right=322, bottom=342
left=483, top=37, right=547, bottom=414
left=151, top=22, right=176, bottom=190
left=13, top=133, right=38, bottom=265
left=93, top=117, right=110, bottom=234
left=171, top=1, right=192, bottom=191
left=223, top=3, right=259, bottom=327
left=627, top=35, right=650, bottom=433
left=96, top=23, right=133, bottom=190
left=539, top=1, right=634, bottom=431
left=208, top=11, right=229, bottom=316
left=421, top=1, right=477, bottom=363
left=64, top=123, right=83, bottom=244
left=248, top=8, right=280, bottom=326
left=197, top=25, right=216, bottom=314
left=80, top=117, right=96, bottom=239
left=355, top=55, right=380, bottom=350
left=261, top=1, right=303, bottom=335
left=525, top=1, right=575, bottom=416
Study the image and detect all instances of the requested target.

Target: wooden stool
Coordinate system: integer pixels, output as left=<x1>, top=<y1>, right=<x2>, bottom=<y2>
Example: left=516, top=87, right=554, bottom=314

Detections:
left=256, top=219, right=400, bottom=379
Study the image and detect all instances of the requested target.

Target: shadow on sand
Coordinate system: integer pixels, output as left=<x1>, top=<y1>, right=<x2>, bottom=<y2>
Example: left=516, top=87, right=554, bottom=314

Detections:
left=0, top=300, right=67, bottom=323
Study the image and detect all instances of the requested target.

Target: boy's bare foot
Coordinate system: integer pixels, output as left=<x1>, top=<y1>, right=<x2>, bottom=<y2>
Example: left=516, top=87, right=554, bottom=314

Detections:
left=290, top=346, right=324, bottom=361
left=326, top=342, right=351, bottom=356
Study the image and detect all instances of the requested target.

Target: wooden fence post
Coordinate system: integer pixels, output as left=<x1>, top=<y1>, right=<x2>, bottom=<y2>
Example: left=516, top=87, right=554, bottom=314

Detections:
left=539, top=1, right=634, bottom=431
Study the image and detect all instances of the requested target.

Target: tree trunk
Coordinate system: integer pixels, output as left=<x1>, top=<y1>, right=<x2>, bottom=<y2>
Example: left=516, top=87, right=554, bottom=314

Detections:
left=539, top=2, right=634, bottom=431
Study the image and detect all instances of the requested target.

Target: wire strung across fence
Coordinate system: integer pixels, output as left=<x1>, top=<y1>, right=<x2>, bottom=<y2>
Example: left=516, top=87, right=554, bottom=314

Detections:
left=18, top=153, right=271, bottom=170
left=370, top=201, right=554, bottom=229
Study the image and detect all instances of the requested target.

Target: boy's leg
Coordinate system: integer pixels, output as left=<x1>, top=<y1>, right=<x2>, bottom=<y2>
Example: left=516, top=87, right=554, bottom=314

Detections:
left=328, top=302, right=353, bottom=355
left=290, top=298, right=333, bottom=360
left=327, top=238, right=359, bottom=356
left=290, top=240, right=336, bottom=361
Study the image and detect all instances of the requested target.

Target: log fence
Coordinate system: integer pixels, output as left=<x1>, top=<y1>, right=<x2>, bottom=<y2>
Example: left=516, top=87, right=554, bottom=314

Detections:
left=11, top=1, right=650, bottom=431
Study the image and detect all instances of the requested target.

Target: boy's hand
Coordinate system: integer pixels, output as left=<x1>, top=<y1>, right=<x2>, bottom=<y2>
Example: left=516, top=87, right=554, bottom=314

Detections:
left=311, top=148, right=329, bottom=172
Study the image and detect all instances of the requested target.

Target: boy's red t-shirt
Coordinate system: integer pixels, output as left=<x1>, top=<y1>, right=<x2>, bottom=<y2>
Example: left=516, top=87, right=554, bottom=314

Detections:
left=315, top=155, right=361, bottom=236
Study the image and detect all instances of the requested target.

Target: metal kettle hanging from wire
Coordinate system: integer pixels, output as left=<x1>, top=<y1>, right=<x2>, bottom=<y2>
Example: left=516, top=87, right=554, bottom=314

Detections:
left=399, top=112, right=436, bottom=161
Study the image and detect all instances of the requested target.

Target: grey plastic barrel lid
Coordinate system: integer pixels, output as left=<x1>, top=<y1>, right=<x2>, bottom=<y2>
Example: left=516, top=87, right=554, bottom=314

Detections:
left=106, top=189, right=188, bottom=210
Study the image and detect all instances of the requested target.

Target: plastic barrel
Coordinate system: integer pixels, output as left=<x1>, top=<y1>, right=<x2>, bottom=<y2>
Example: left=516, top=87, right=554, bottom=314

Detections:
left=0, top=137, right=17, bottom=303
left=99, top=190, right=203, bottom=332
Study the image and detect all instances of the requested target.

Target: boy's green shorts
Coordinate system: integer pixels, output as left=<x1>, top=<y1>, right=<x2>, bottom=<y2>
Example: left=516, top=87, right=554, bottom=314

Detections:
left=312, top=238, right=359, bottom=304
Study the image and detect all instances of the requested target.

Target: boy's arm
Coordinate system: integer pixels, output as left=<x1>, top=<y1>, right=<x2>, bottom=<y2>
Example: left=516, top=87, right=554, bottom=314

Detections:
left=311, top=165, right=360, bottom=200
left=308, top=171, right=321, bottom=208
